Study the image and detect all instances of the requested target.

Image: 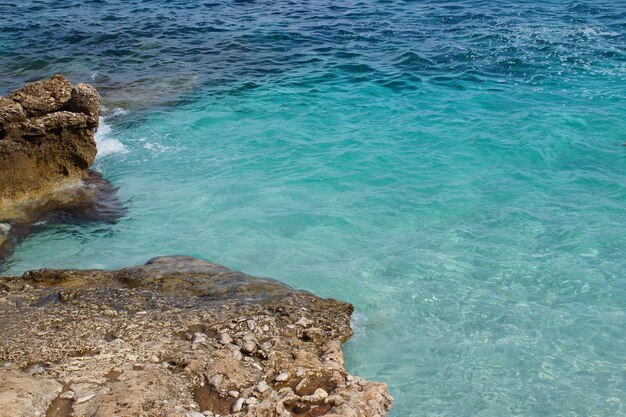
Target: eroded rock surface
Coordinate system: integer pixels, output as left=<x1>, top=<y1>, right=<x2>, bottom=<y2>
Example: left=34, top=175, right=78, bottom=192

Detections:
left=0, top=74, right=100, bottom=204
left=0, top=75, right=124, bottom=263
left=0, top=256, right=392, bottom=417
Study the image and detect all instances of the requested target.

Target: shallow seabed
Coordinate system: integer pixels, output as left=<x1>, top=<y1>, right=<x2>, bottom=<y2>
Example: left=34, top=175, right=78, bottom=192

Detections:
left=1, top=0, right=625, bottom=415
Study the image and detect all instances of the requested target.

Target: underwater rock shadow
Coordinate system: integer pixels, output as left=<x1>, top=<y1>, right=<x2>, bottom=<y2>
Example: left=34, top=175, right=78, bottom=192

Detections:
left=0, top=171, right=127, bottom=270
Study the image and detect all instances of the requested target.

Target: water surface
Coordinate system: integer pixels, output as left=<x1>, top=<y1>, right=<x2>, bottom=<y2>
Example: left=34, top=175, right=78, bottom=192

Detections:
left=1, top=1, right=625, bottom=415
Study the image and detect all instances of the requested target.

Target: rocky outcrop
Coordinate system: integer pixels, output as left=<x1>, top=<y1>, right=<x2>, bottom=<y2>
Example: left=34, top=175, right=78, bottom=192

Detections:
left=0, top=74, right=100, bottom=205
left=0, top=256, right=392, bottom=417
left=0, top=75, right=124, bottom=263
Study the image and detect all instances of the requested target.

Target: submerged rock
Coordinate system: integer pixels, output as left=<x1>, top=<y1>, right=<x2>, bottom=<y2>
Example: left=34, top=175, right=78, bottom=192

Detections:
left=0, top=256, right=393, bottom=416
left=0, top=75, right=124, bottom=263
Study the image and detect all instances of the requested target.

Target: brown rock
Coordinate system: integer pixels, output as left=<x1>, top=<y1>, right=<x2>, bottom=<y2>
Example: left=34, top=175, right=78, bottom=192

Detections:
left=0, top=75, right=100, bottom=207
left=0, top=256, right=393, bottom=416
left=0, top=368, right=63, bottom=417
left=0, top=76, right=123, bottom=264
left=68, top=83, right=101, bottom=116
left=8, top=74, right=73, bottom=117
left=0, top=97, right=26, bottom=125
left=0, top=223, right=10, bottom=255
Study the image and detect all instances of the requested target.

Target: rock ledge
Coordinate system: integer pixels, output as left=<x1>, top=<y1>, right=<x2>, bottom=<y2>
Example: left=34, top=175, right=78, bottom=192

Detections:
left=0, top=256, right=392, bottom=417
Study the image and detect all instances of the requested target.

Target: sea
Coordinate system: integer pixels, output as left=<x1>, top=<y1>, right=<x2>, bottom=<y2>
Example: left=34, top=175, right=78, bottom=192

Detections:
left=1, top=1, right=625, bottom=415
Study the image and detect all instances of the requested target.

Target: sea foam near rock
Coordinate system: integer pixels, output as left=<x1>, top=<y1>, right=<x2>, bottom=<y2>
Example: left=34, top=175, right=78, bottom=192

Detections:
left=95, top=116, right=127, bottom=158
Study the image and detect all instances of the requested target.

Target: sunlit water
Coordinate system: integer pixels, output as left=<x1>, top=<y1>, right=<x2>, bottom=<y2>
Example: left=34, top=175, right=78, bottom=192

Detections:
left=1, top=1, right=625, bottom=415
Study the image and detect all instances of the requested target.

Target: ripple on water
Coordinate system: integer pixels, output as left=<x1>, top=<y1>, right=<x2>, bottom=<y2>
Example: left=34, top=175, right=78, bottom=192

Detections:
left=1, top=1, right=626, bottom=416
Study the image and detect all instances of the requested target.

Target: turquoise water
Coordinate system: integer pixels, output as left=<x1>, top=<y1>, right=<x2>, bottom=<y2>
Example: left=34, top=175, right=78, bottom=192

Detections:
left=2, top=1, right=626, bottom=415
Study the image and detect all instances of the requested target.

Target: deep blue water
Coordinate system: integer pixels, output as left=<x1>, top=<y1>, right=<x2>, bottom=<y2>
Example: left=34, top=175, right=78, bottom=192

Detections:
left=1, top=1, right=626, bottom=416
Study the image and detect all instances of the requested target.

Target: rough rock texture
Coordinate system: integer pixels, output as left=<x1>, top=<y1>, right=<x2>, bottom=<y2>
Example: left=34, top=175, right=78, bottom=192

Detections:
left=0, top=256, right=392, bottom=417
left=0, top=74, right=100, bottom=205
left=0, top=75, right=124, bottom=264
left=0, top=369, right=63, bottom=417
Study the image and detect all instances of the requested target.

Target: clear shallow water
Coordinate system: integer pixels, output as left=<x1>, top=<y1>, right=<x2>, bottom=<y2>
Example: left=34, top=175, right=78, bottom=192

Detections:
left=2, top=1, right=626, bottom=415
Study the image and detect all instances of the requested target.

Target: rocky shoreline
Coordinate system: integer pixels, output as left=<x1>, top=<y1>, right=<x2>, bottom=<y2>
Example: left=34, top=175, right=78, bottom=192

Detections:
left=0, top=256, right=392, bottom=417
left=0, top=77, right=392, bottom=416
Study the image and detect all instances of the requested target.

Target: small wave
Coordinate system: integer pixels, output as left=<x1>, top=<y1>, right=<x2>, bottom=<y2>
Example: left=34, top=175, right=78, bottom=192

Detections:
left=350, top=312, right=368, bottom=343
left=108, top=107, right=129, bottom=117
left=95, top=116, right=127, bottom=158
left=142, top=142, right=170, bottom=154
left=394, top=51, right=435, bottom=69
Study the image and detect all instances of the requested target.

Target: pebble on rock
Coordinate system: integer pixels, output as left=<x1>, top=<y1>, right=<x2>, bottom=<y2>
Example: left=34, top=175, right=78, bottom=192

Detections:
left=301, top=388, right=329, bottom=403
left=256, top=380, right=269, bottom=393
left=275, top=372, right=290, bottom=382
left=75, top=392, right=96, bottom=404
left=208, top=374, right=223, bottom=388
left=232, top=397, right=245, bottom=413
left=315, top=388, right=329, bottom=399
left=241, top=340, right=256, bottom=354
left=295, top=317, right=314, bottom=327
left=192, top=332, right=208, bottom=348
left=59, top=391, right=75, bottom=399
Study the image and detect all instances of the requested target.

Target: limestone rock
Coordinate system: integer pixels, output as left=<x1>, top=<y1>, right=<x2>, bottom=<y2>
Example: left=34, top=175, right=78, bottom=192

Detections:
left=0, top=256, right=393, bottom=416
left=0, top=74, right=99, bottom=206
left=7, top=74, right=73, bottom=117
left=0, top=75, right=123, bottom=264
left=0, top=368, right=62, bottom=417
left=0, top=97, right=26, bottom=124
left=68, top=83, right=101, bottom=116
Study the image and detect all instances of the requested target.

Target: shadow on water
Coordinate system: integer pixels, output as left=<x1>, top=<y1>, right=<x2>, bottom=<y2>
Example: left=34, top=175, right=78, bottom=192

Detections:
left=0, top=171, right=127, bottom=273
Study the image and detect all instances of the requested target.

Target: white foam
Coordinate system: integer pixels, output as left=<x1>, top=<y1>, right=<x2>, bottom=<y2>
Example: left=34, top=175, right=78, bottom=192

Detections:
left=142, top=141, right=170, bottom=154
left=350, top=312, right=368, bottom=343
left=108, top=108, right=128, bottom=117
left=95, top=116, right=128, bottom=158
